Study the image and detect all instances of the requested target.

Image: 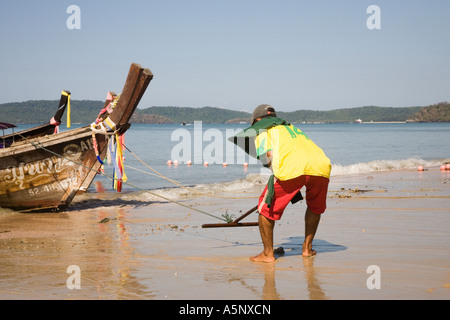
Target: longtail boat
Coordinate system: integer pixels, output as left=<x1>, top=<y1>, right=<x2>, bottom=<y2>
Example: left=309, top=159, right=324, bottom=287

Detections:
left=0, top=90, right=71, bottom=147
left=0, top=63, right=153, bottom=212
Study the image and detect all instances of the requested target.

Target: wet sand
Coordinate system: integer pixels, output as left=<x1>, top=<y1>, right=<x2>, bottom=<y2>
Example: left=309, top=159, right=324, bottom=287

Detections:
left=0, top=167, right=449, bottom=300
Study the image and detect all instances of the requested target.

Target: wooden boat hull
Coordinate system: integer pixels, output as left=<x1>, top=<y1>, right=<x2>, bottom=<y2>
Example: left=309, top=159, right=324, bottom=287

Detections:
left=0, top=127, right=105, bottom=211
left=0, top=63, right=153, bottom=212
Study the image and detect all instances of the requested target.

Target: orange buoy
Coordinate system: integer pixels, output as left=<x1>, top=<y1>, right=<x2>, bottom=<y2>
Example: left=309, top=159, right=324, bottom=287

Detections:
left=187, top=160, right=192, bottom=166
left=204, top=161, right=209, bottom=166
left=243, top=162, right=248, bottom=167
left=440, top=165, right=446, bottom=171
left=222, top=162, right=228, bottom=167
left=167, top=160, right=173, bottom=165
left=417, top=165, right=424, bottom=171
left=446, top=164, right=450, bottom=170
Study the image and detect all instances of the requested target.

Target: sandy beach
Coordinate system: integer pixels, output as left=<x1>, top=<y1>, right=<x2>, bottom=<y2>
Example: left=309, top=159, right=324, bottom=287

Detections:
left=0, top=167, right=449, bottom=300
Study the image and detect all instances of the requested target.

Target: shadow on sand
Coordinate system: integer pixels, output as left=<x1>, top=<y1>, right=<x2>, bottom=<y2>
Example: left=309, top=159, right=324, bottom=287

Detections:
left=276, top=236, right=347, bottom=258
left=68, top=198, right=164, bottom=211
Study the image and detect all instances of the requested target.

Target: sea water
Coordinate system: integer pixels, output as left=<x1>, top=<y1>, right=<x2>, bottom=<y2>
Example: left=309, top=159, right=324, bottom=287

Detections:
left=4, top=122, right=450, bottom=203
left=118, top=122, right=450, bottom=188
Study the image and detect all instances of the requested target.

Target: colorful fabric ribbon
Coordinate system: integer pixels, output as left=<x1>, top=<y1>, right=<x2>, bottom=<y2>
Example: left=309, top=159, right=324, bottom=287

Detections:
left=61, top=91, right=71, bottom=128
left=109, top=133, right=127, bottom=192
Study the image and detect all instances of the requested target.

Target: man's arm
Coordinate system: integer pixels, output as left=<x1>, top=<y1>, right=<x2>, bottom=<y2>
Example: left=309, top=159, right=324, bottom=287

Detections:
left=255, top=131, right=272, bottom=168
left=266, top=150, right=272, bottom=167
left=259, top=149, right=272, bottom=168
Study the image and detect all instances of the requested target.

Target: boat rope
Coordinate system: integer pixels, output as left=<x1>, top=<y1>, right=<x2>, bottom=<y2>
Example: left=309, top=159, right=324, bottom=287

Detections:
left=123, top=145, right=259, bottom=200
left=85, top=95, right=258, bottom=201
left=29, top=140, right=227, bottom=222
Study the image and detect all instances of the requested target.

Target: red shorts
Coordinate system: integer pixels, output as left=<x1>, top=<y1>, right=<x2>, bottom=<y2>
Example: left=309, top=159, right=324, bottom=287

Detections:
left=258, top=175, right=329, bottom=220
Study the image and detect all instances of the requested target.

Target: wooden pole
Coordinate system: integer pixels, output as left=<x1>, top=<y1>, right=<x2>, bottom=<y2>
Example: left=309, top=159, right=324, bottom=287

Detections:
left=202, top=205, right=259, bottom=228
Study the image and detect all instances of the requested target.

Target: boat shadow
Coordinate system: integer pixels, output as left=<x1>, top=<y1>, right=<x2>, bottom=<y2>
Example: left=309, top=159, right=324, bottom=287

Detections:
left=67, top=198, right=166, bottom=211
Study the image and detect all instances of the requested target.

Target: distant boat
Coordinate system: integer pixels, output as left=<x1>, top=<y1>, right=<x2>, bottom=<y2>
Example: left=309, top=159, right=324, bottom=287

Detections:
left=0, top=63, right=153, bottom=212
left=355, top=119, right=363, bottom=123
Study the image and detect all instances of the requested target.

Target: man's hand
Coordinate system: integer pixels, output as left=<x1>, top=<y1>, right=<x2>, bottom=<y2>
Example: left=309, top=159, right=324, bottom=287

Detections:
left=261, top=150, right=272, bottom=168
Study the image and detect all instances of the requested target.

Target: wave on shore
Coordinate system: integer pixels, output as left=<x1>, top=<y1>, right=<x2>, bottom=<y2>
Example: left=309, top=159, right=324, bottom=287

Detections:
left=331, top=157, right=448, bottom=176
left=116, top=157, right=450, bottom=204
left=1, top=157, right=448, bottom=213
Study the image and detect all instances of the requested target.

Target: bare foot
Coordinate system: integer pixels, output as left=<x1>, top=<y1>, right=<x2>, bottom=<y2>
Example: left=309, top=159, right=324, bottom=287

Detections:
left=302, top=249, right=317, bottom=257
left=250, top=251, right=276, bottom=263
left=302, top=242, right=317, bottom=257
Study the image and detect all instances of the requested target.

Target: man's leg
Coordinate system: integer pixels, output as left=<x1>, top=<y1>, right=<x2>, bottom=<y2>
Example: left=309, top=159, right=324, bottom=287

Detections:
left=303, top=176, right=328, bottom=257
left=302, top=207, right=321, bottom=257
left=252, top=175, right=307, bottom=262
left=250, top=214, right=276, bottom=263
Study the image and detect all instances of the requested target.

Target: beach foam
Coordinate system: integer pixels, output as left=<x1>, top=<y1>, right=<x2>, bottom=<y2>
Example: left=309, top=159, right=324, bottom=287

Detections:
left=120, top=173, right=268, bottom=203
left=2, top=157, right=448, bottom=212
left=0, top=207, right=20, bottom=219
left=331, top=157, right=448, bottom=176
left=117, top=157, right=450, bottom=204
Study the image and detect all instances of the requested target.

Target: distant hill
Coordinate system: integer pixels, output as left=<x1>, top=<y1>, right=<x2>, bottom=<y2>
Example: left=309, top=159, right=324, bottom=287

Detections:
left=135, top=105, right=423, bottom=124
left=0, top=100, right=103, bottom=124
left=129, top=113, right=173, bottom=124
left=136, top=106, right=251, bottom=124
left=277, top=105, right=422, bottom=123
left=407, top=102, right=450, bottom=122
left=0, top=99, right=441, bottom=124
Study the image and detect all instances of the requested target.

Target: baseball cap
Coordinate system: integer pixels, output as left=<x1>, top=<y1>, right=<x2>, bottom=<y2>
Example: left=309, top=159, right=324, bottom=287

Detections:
left=252, top=104, right=277, bottom=125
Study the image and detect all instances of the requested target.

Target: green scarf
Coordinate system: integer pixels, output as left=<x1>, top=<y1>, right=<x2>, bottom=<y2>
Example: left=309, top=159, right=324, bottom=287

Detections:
left=228, top=117, right=289, bottom=160
left=233, top=117, right=289, bottom=139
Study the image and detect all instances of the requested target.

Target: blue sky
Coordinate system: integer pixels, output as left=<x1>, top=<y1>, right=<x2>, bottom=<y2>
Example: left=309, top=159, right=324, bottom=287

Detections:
left=1, top=0, right=449, bottom=112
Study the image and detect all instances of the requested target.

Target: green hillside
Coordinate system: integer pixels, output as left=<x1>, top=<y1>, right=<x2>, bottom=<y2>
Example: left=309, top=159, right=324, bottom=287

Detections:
left=136, top=106, right=251, bottom=124
left=0, top=99, right=438, bottom=124
left=0, top=100, right=103, bottom=124
left=407, top=102, right=450, bottom=122
left=278, top=105, right=422, bottom=123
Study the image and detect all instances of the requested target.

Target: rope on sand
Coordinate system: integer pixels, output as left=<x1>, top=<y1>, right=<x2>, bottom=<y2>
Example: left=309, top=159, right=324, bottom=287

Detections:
left=123, top=145, right=258, bottom=200
left=29, top=140, right=228, bottom=222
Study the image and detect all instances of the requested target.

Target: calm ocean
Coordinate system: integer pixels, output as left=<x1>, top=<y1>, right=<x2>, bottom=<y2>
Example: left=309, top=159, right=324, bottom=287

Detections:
left=8, top=122, right=450, bottom=195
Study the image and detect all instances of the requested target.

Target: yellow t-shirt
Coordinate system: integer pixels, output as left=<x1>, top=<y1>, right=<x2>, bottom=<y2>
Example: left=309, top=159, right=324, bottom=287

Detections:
left=255, top=124, right=331, bottom=180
